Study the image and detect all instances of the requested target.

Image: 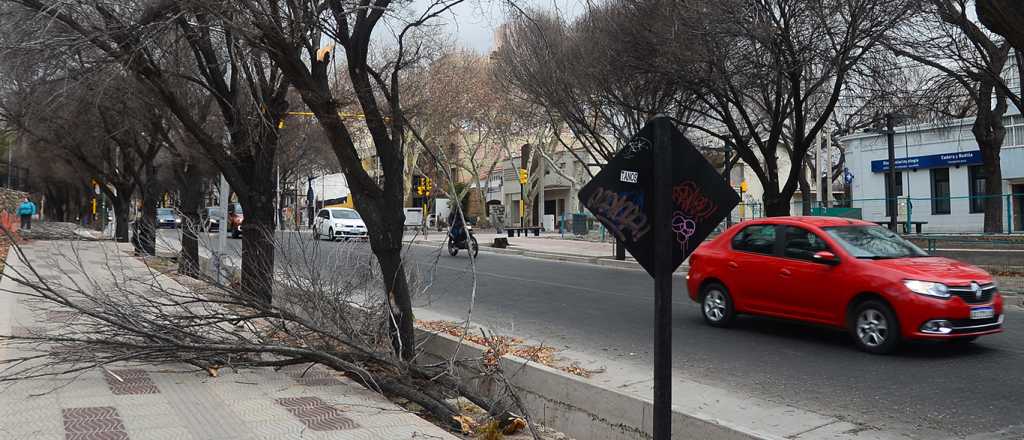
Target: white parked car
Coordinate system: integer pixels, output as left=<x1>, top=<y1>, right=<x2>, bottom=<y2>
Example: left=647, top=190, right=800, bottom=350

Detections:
left=313, top=208, right=368, bottom=241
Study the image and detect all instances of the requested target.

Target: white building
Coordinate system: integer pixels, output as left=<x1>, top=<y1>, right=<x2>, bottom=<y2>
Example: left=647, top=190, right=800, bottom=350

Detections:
left=499, top=150, right=593, bottom=229
left=842, top=115, right=1024, bottom=233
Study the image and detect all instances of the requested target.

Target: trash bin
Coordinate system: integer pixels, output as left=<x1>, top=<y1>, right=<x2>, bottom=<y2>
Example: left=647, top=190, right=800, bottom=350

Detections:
left=572, top=214, right=589, bottom=235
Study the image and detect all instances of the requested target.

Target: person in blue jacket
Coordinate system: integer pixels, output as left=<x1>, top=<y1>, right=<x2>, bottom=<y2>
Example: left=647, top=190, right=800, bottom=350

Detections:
left=17, top=196, right=36, bottom=230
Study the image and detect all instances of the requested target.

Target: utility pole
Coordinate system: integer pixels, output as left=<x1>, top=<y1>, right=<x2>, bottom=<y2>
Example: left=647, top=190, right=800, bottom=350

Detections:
left=212, top=174, right=229, bottom=285
left=885, top=114, right=898, bottom=232
left=723, top=142, right=734, bottom=227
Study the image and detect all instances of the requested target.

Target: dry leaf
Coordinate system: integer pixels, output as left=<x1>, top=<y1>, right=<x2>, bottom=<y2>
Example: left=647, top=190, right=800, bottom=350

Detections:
left=452, top=415, right=477, bottom=434
left=206, top=365, right=221, bottom=377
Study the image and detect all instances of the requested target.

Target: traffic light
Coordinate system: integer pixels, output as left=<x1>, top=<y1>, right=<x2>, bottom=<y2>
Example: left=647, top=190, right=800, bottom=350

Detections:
left=740, top=181, right=748, bottom=193
left=423, top=177, right=432, bottom=196
left=518, top=168, right=528, bottom=184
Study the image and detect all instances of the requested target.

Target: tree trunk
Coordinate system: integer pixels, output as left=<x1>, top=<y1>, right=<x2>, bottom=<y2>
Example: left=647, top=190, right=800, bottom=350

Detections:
left=232, top=148, right=279, bottom=305
left=138, top=163, right=159, bottom=256
left=111, top=193, right=132, bottom=243
left=981, top=147, right=1004, bottom=233
left=177, top=165, right=204, bottom=278
left=763, top=184, right=791, bottom=217
left=361, top=195, right=415, bottom=360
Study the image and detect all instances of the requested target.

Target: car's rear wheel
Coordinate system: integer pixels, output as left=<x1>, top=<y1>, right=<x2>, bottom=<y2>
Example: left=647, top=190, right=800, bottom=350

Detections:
left=701, top=282, right=735, bottom=327
left=850, top=300, right=901, bottom=354
left=328, top=228, right=336, bottom=241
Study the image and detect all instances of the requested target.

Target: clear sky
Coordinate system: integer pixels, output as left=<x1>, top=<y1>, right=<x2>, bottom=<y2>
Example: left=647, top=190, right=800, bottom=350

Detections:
left=408, top=0, right=583, bottom=53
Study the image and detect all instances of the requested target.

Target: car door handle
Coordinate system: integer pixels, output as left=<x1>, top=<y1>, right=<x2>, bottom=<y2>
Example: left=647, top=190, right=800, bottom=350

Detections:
left=779, top=268, right=792, bottom=277
left=727, top=262, right=739, bottom=269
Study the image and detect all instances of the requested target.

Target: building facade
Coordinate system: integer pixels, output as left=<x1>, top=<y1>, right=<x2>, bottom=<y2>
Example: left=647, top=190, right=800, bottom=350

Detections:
left=842, top=113, right=1024, bottom=233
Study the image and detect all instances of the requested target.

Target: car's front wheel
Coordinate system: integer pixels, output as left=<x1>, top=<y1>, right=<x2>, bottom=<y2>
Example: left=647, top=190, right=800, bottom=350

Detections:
left=701, top=282, right=735, bottom=327
left=850, top=300, right=901, bottom=354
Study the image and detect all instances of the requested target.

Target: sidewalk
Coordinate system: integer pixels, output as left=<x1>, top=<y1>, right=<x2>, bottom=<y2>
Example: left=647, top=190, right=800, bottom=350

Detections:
left=0, top=240, right=458, bottom=440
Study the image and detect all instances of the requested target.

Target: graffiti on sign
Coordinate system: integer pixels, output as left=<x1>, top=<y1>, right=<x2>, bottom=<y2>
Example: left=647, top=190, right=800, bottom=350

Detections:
left=586, top=187, right=650, bottom=242
left=621, top=138, right=651, bottom=159
left=672, top=181, right=717, bottom=222
left=671, top=211, right=697, bottom=250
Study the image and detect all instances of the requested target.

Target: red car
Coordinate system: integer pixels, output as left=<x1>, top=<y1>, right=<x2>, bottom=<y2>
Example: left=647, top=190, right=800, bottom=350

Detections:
left=687, top=217, right=1003, bottom=354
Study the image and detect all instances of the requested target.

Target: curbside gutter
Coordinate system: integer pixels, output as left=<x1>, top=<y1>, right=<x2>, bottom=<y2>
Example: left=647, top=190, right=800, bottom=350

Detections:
left=408, top=240, right=690, bottom=273
left=415, top=327, right=776, bottom=440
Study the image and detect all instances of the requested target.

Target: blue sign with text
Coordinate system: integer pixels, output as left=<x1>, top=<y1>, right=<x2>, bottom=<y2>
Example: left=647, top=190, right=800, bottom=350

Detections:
left=871, top=150, right=982, bottom=173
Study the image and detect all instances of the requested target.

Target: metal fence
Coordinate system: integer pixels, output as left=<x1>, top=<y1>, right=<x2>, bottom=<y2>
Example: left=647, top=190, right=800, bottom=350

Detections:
left=728, top=193, right=1024, bottom=234
left=0, top=161, right=30, bottom=192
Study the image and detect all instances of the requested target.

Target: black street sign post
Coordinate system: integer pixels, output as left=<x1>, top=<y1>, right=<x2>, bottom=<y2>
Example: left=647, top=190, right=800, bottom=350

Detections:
left=579, top=116, right=739, bottom=439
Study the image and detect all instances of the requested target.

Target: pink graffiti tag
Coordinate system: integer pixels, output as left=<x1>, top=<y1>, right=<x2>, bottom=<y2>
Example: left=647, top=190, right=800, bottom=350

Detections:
left=587, top=187, right=651, bottom=242
left=671, top=211, right=697, bottom=250
left=672, top=181, right=716, bottom=222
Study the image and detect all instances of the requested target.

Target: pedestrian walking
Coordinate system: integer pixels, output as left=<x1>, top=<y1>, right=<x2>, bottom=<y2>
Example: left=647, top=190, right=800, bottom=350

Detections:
left=17, top=196, right=36, bottom=230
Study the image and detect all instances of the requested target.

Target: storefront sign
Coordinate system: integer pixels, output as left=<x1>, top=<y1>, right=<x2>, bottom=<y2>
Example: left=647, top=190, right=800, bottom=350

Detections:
left=871, top=150, right=982, bottom=173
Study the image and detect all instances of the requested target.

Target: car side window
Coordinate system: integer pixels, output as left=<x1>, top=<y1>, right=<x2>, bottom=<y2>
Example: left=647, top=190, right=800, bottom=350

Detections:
left=731, top=225, right=777, bottom=255
left=318, top=210, right=329, bottom=219
left=783, top=226, right=830, bottom=261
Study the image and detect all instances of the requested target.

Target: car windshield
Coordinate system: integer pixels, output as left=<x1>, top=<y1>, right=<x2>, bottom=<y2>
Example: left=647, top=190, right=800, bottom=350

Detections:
left=157, top=208, right=174, bottom=216
left=331, top=209, right=361, bottom=220
left=231, top=203, right=243, bottom=214
left=208, top=208, right=222, bottom=217
left=823, top=225, right=928, bottom=259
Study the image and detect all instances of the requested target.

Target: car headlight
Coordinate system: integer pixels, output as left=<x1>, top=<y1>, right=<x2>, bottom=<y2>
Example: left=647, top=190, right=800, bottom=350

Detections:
left=904, top=280, right=951, bottom=299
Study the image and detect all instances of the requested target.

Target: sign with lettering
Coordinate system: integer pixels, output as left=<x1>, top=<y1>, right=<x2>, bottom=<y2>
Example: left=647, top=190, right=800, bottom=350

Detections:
left=871, top=150, right=982, bottom=173
left=579, top=120, right=740, bottom=277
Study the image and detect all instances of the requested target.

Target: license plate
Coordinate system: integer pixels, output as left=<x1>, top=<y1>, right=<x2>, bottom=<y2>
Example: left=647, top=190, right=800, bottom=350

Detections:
left=970, top=307, right=995, bottom=320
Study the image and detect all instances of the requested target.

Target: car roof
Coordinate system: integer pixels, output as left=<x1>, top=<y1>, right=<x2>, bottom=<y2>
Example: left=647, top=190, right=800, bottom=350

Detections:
left=744, top=216, right=873, bottom=228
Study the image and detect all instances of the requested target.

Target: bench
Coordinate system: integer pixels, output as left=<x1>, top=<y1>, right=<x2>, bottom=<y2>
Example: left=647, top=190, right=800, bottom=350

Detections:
left=505, top=227, right=542, bottom=237
left=872, top=220, right=928, bottom=234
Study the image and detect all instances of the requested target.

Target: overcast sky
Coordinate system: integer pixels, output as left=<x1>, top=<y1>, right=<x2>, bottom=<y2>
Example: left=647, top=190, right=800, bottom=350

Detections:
left=409, top=0, right=583, bottom=53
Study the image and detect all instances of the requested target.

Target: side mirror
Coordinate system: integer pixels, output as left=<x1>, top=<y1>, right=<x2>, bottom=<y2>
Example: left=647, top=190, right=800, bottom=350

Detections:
left=813, top=251, right=840, bottom=266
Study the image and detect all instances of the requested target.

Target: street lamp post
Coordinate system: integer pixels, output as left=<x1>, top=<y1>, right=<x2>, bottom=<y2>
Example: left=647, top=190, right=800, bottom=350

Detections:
left=885, top=114, right=898, bottom=232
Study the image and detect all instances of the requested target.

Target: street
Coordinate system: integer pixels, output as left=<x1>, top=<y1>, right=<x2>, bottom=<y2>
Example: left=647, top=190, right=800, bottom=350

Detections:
left=191, top=229, right=1024, bottom=438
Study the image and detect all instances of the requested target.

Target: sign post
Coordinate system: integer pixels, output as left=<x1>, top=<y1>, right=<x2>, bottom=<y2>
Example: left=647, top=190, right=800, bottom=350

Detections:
left=651, top=118, right=673, bottom=439
left=579, top=116, right=739, bottom=439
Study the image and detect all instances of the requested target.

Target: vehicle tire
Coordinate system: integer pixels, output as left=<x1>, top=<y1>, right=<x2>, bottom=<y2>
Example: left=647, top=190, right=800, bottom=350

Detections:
left=448, top=240, right=458, bottom=256
left=470, top=236, right=479, bottom=258
left=328, top=228, right=335, bottom=242
left=700, top=282, right=736, bottom=327
left=850, top=300, right=901, bottom=354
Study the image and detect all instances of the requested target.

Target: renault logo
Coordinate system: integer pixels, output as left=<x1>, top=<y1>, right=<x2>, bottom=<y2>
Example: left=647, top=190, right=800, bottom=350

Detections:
left=970, top=282, right=982, bottom=299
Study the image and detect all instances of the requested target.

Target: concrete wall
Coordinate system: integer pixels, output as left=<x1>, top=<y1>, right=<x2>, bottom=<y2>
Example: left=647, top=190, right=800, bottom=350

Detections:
left=416, top=329, right=766, bottom=440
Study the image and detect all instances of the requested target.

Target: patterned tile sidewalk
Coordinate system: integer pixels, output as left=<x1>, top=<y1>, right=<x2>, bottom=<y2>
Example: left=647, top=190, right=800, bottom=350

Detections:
left=0, top=241, right=459, bottom=440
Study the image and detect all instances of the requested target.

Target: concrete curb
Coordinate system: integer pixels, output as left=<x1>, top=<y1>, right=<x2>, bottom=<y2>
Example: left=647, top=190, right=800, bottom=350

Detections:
left=415, top=327, right=775, bottom=440
left=407, top=240, right=691, bottom=273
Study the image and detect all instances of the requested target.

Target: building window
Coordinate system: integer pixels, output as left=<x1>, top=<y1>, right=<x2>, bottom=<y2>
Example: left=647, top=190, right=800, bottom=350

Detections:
left=969, top=165, right=987, bottom=213
left=930, top=168, right=951, bottom=215
left=884, top=171, right=903, bottom=217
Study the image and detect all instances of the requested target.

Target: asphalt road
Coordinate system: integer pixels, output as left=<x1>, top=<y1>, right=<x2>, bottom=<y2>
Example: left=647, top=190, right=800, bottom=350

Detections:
left=187, top=230, right=1024, bottom=438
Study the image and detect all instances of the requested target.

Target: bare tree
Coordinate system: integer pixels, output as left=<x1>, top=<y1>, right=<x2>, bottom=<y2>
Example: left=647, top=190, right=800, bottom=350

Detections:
left=888, top=0, right=1023, bottom=233
left=619, top=0, right=914, bottom=216
left=977, top=0, right=1024, bottom=52
left=1, top=0, right=292, bottom=303
left=235, top=0, right=469, bottom=360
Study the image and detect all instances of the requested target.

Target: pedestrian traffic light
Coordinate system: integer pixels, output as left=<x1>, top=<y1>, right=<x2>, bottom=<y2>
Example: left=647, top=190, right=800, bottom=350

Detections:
left=518, top=169, right=528, bottom=184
